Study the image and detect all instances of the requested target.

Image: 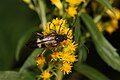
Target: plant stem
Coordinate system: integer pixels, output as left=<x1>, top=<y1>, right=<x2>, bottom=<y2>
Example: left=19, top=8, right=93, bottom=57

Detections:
left=33, top=0, right=47, bottom=30
left=38, top=0, right=46, bottom=30
left=55, top=64, right=63, bottom=80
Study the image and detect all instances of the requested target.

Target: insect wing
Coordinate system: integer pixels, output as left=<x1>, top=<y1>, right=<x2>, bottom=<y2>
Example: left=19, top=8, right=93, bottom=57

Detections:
left=36, top=34, right=57, bottom=47
left=26, top=39, right=38, bottom=48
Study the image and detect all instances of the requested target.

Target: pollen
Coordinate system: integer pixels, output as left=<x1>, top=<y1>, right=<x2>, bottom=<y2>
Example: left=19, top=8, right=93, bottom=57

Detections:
left=41, top=70, right=51, bottom=80
left=60, top=62, right=72, bottom=74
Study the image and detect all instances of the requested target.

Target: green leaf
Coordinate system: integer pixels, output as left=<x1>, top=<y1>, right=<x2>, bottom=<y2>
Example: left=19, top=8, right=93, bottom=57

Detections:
left=0, top=71, right=33, bottom=80
left=81, top=13, right=120, bottom=72
left=15, top=27, right=39, bottom=60
left=74, top=17, right=80, bottom=43
left=19, top=48, right=42, bottom=73
left=74, top=17, right=88, bottom=63
left=74, top=63, right=109, bottom=80
left=95, top=0, right=114, bottom=13
left=78, top=46, right=88, bottom=63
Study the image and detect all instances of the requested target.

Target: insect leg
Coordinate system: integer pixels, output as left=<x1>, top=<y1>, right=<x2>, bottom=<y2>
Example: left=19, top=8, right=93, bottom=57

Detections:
left=33, top=32, right=44, bottom=39
left=37, top=48, right=47, bottom=58
left=33, top=32, right=43, bottom=36
left=40, top=48, right=47, bottom=55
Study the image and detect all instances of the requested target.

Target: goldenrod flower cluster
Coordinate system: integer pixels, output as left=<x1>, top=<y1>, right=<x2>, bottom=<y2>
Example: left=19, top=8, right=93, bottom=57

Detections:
left=105, top=7, right=120, bottom=34
left=66, top=0, right=85, bottom=17
left=41, top=70, right=51, bottom=80
left=50, top=0, right=85, bottom=17
left=35, top=18, right=77, bottom=80
left=97, top=7, right=120, bottom=34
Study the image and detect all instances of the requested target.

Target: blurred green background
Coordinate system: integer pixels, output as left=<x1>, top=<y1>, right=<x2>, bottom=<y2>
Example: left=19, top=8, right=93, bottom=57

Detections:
left=0, top=0, right=120, bottom=79
left=0, top=0, right=39, bottom=70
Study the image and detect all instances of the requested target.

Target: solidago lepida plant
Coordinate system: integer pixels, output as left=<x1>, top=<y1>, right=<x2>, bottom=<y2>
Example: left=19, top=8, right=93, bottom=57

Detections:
left=22, top=0, right=120, bottom=80
left=1, top=0, right=119, bottom=80
left=35, top=18, right=78, bottom=79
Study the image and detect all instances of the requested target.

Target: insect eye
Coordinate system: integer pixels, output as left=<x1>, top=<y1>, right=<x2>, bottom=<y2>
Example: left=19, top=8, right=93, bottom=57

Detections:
left=55, top=37, right=59, bottom=40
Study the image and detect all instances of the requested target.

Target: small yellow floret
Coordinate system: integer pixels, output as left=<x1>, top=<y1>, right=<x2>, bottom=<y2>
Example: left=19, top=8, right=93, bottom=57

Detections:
left=41, top=71, right=51, bottom=80
left=51, top=51, right=59, bottom=61
left=59, top=52, right=77, bottom=63
left=105, top=25, right=115, bottom=34
left=35, top=55, right=45, bottom=67
left=60, top=62, right=72, bottom=74
left=105, top=19, right=118, bottom=34
left=66, top=6, right=77, bottom=17
left=106, top=7, right=120, bottom=20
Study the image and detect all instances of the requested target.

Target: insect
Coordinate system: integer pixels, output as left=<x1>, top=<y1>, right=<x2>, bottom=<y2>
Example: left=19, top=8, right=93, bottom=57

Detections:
left=27, top=32, right=67, bottom=48
left=26, top=23, right=70, bottom=54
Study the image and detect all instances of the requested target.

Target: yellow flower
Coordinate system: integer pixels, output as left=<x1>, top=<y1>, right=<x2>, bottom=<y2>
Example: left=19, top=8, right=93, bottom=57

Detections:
left=52, top=18, right=65, bottom=26
left=43, top=18, right=73, bottom=40
left=35, top=54, right=45, bottom=67
left=60, top=62, right=72, bottom=74
left=62, top=40, right=78, bottom=53
left=106, top=7, right=120, bottom=20
left=105, top=19, right=118, bottom=34
left=51, top=51, right=59, bottom=61
left=66, top=0, right=85, bottom=6
left=105, top=25, right=115, bottom=34
left=41, top=71, right=51, bottom=80
left=59, top=52, right=77, bottom=63
left=40, top=18, right=77, bottom=76
left=111, top=19, right=118, bottom=29
left=69, top=54, right=78, bottom=63
left=51, top=0, right=63, bottom=10
left=66, top=6, right=77, bottom=17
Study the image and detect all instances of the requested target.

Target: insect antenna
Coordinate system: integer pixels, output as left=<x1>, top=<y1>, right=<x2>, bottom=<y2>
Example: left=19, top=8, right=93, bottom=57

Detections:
left=32, top=32, right=44, bottom=39
left=40, top=48, right=47, bottom=55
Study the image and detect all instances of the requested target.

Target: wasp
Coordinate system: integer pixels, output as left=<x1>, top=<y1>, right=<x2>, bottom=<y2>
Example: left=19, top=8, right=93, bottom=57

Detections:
left=27, top=23, right=70, bottom=54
